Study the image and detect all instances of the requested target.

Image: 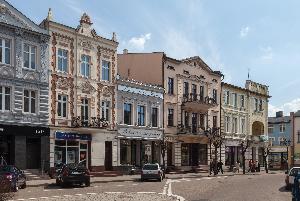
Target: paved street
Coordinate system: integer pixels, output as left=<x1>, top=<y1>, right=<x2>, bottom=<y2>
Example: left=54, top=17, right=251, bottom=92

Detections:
left=4, top=172, right=291, bottom=201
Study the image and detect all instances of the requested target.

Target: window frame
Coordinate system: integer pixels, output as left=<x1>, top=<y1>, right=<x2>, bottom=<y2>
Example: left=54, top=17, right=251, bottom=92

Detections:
left=57, top=94, right=68, bottom=118
left=57, top=48, right=68, bottom=73
left=168, top=108, right=174, bottom=126
left=167, top=77, right=174, bottom=95
left=123, top=103, right=132, bottom=125
left=280, top=124, right=286, bottom=133
left=23, top=89, right=36, bottom=114
left=151, top=107, right=158, bottom=127
left=137, top=105, right=146, bottom=126
left=101, top=60, right=110, bottom=81
left=101, top=101, right=110, bottom=121
left=0, top=86, right=11, bottom=111
left=23, top=43, right=36, bottom=70
left=0, top=38, right=11, bottom=65
left=240, top=95, right=245, bottom=108
left=80, top=55, right=90, bottom=77
left=81, top=98, right=89, bottom=123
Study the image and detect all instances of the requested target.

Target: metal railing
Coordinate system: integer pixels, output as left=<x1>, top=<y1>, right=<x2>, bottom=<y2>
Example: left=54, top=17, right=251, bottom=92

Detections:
left=182, top=93, right=217, bottom=105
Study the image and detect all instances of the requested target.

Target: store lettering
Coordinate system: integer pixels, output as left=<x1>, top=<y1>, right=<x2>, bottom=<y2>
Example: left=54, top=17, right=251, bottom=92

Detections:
left=35, top=129, right=45, bottom=134
left=119, top=128, right=162, bottom=139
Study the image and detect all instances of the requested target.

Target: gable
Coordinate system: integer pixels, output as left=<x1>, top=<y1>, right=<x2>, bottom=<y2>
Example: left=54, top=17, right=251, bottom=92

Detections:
left=0, top=0, right=48, bottom=35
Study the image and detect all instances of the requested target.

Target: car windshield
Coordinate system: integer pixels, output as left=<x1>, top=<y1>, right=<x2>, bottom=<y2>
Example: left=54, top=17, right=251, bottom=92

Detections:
left=290, top=168, right=300, bottom=176
left=143, top=164, right=158, bottom=170
left=0, top=166, right=13, bottom=173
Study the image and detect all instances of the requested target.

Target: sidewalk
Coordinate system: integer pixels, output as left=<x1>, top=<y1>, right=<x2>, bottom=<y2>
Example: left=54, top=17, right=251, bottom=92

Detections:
left=27, top=170, right=284, bottom=187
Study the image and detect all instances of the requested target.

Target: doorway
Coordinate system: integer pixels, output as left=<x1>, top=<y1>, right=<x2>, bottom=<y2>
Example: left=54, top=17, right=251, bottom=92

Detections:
left=105, top=141, right=113, bottom=171
left=26, top=137, right=41, bottom=169
left=167, top=142, right=173, bottom=166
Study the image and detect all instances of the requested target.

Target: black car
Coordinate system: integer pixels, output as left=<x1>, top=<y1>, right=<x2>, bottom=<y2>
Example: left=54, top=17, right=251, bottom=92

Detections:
left=0, top=165, right=26, bottom=192
left=56, top=163, right=90, bottom=187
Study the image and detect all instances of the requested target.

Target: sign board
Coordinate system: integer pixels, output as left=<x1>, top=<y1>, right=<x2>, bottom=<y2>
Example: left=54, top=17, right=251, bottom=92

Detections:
left=225, top=140, right=240, bottom=147
left=55, top=132, right=92, bottom=141
left=145, top=144, right=151, bottom=155
left=118, top=127, right=162, bottom=140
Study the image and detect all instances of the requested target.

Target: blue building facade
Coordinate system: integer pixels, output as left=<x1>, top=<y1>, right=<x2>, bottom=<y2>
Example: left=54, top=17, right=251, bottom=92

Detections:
left=268, top=111, right=291, bottom=169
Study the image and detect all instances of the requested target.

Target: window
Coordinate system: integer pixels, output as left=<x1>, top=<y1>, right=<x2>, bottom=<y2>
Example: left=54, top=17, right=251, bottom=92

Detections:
left=81, top=55, right=90, bottom=77
left=192, top=113, right=197, bottom=133
left=200, top=86, right=204, bottom=101
left=168, top=109, right=174, bottom=126
left=151, top=107, right=158, bottom=127
left=23, top=89, right=36, bottom=113
left=213, top=89, right=217, bottom=103
left=23, top=44, right=36, bottom=69
left=0, top=38, right=10, bottom=64
left=241, top=118, right=245, bottom=134
left=232, top=93, right=237, bottom=107
left=254, top=98, right=258, bottom=111
left=192, top=84, right=197, bottom=100
left=240, top=95, right=245, bottom=108
left=124, top=103, right=132, bottom=125
left=0, top=86, right=10, bottom=111
left=101, top=101, right=110, bottom=121
left=280, top=124, right=286, bottom=133
left=81, top=98, right=89, bottom=123
left=184, top=111, right=189, bottom=128
left=57, top=95, right=67, bottom=118
left=224, top=91, right=230, bottom=105
left=213, top=116, right=217, bottom=128
left=268, top=126, right=274, bottom=134
left=225, top=116, right=230, bottom=133
left=232, top=117, right=237, bottom=133
left=168, top=78, right=174, bottom=95
left=278, top=137, right=285, bottom=144
left=137, top=105, right=145, bottom=126
left=102, top=60, right=110, bottom=81
left=269, top=137, right=275, bottom=146
left=200, top=114, right=205, bottom=129
left=259, top=99, right=263, bottom=111
left=183, top=82, right=189, bottom=97
left=57, top=49, right=68, bottom=72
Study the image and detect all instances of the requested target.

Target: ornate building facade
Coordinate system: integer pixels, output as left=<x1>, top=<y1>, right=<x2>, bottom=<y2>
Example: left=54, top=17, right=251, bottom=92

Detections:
left=116, top=76, right=164, bottom=167
left=0, top=0, right=50, bottom=170
left=41, top=11, right=118, bottom=172
left=221, top=80, right=270, bottom=167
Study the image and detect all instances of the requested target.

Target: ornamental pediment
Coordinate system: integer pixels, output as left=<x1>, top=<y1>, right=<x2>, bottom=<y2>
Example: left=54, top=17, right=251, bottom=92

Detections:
left=80, top=80, right=96, bottom=94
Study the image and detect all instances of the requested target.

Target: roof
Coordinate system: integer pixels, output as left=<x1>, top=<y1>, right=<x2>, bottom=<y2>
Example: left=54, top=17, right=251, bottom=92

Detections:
left=222, top=82, right=272, bottom=98
left=294, top=110, right=300, bottom=117
left=268, top=116, right=291, bottom=124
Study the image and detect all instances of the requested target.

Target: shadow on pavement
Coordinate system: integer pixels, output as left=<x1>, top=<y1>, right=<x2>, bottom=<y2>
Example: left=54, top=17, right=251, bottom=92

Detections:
left=278, top=186, right=289, bottom=192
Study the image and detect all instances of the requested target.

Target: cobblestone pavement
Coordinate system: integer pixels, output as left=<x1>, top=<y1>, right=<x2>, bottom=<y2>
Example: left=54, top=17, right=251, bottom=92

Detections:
left=171, top=172, right=291, bottom=201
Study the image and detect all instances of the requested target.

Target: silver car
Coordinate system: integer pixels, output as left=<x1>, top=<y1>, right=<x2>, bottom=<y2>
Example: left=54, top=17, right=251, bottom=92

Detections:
left=141, top=163, right=164, bottom=182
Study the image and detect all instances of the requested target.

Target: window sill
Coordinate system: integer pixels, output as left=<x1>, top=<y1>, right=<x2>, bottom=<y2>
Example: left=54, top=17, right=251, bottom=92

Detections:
left=167, top=125, right=176, bottom=128
left=22, top=67, right=36, bottom=71
left=0, top=63, right=12, bottom=67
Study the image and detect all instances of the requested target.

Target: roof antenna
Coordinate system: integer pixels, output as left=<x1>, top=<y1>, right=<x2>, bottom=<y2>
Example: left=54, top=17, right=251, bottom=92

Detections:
left=247, top=68, right=250, bottom=80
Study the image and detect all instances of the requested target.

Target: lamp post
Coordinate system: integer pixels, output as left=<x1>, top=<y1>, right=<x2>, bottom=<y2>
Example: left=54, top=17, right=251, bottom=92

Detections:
left=281, top=138, right=291, bottom=171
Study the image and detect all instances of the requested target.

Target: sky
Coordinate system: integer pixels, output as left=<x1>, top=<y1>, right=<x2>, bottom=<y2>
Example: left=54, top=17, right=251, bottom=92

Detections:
left=7, top=0, right=300, bottom=117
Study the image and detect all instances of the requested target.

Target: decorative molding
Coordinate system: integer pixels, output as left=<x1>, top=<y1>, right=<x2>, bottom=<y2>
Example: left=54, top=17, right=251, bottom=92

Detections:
left=80, top=80, right=96, bottom=94
left=50, top=74, right=57, bottom=124
left=0, top=65, right=14, bottom=78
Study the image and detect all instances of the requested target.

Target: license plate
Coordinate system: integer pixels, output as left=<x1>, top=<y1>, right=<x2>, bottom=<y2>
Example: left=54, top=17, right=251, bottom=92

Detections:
left=72, top=172, right=81, bottom=175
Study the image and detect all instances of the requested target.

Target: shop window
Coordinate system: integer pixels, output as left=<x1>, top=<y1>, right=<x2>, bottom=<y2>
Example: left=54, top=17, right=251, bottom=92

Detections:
left=54, top=140, right=85, bottom=166
left=137, top=105, right=145, bottom=126
left=23, top=44, right=36, bottom=69
left=124, top=103, right=132, bottom=125
left=199, top=144, right=208, bottom=165
left=181, top=143, right=189, bottom=166
left=57, top=48, right=68, bottom=72
left=80, top=54, right=90, bottom=77
left=120, top=140, right=131, bottom=165
left=23, top=89, right=36, bottom=113
left=151, top=107, right=158, bottom=127
left=57, top=94, right=67, bottom=118
left=101, top=101, right=110, bottom=121
left=0, top=38, right=11, bottom=65
left=0, top=86, right=11, bottom=111
left=102, top=60, right=110, bottom=81
left=168, top=109, right=174, bottom=126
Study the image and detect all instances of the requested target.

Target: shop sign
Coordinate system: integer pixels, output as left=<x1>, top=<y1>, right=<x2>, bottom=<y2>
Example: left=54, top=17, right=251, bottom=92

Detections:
left=118, top=127, right=162, bottom=139
left=164, top=136, right=178, bottom=142
left=55, top=132, right=92, bottom=141
left=225, top=140, right=240, bottom=147
left=0, top=124, right=49, bottom=136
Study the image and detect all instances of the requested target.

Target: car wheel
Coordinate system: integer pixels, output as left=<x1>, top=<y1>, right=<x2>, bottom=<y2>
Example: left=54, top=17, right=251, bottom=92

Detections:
left=56, top=178, right=61, bottom=186
left=21, top=182, right=26, bottom=189
left=85, top=180, right=90, bottom=187
left=12, top=183, right=19, bottom=192
left=60, top=181, right=67, bottom=188
left=159, top=175, right=162, bottom=182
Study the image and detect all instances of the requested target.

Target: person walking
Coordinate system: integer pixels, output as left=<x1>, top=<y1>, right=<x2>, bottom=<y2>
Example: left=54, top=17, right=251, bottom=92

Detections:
left=235, top=161, right=240, bottom=173
left=217, top=161, right=224, bottom=174
left=248, top=159, right=252, bottom=172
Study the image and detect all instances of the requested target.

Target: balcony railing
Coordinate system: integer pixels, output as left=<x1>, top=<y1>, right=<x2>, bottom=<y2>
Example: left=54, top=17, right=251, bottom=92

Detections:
left=182, top=94, right=217, bottom=113
left=71, top=116, right=109, bottom=128
left=177, top=124, right=205, bottom=135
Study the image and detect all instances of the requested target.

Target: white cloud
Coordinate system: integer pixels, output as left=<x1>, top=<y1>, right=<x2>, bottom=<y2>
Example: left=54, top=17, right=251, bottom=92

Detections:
left=64, top=0, right=83, bottom=15
left=127, top=33, right=151, bottom=51
left=240, top=26, right=250, bottom=38
left=260, top=46, right=273, bottom=61
left=268, top=98, right=300, bottom=117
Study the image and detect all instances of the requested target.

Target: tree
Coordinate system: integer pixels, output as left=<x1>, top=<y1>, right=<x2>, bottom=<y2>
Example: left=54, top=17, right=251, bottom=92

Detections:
left=263, top=145, right=270, bottom=173
left=241, top=139, right=252, bottom=174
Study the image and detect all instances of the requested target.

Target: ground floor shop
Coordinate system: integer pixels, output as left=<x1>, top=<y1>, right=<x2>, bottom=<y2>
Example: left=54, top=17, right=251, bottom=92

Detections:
left=50, top=128, right=118, bottom=172
left=268, top=147, right=288, bottom=170
left=0, top=124, right=49, bottom=170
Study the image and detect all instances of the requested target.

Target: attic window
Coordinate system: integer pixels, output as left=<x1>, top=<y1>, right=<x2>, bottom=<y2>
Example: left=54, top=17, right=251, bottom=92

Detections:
left=212, top=79, right=217, bottom=83
left=183, top=70, right=189, bottom=75
left=167, top=65, right=175, bottom=70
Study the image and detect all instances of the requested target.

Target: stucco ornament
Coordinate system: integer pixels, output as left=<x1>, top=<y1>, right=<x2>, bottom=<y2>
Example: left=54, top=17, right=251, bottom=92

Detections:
left=102, top=86, right=112, bottom=97
left=57, top=77, right=70, bottom=90
left=0, top=66, right=13, bottom=77
left=81, top=81, right=95, bottom=94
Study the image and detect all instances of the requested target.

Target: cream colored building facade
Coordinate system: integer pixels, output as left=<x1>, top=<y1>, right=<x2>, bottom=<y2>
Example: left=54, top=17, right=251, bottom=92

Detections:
left=221, top=80, right=270, bottom=166
left=291, top=111, right=300, bottom=165
left=41, top=11, right=118, bottom=172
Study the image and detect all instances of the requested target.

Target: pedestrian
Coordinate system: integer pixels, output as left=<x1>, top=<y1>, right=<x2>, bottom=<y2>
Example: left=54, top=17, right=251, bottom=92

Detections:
left=251, top=161, right=256, bottom=172
left=217, top=161, right=224, bottom=174
left=235, top=161, right=240, bottom=173
left=248, top=159, right=252, bottom=172
left=257, top=161, right=260, bottom=172
left=209, top=160, right=214, bottom=175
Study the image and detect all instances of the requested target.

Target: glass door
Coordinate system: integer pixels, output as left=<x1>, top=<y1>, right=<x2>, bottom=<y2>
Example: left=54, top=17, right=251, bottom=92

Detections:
left=79, top=143, right=88, bottom=167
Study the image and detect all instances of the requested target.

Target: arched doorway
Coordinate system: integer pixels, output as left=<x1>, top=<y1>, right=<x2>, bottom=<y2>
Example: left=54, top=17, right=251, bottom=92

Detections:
left=252, top=121, right=264, bottom=136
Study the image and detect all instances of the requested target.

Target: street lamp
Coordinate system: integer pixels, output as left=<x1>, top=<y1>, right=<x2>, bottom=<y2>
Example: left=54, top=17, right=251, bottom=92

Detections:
left=281, top=138, right=291, bottom=171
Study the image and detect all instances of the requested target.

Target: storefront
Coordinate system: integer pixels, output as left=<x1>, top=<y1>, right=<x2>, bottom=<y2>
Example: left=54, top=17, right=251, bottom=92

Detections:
left=53, top=132, right=91, bottom=168
left=224, top=140, right=242, bottom=166
left=118, top=127, right=163, bottom=167
left=181, top=143, right=207, bottom=166
left=0, top=124, right=49, bottom=170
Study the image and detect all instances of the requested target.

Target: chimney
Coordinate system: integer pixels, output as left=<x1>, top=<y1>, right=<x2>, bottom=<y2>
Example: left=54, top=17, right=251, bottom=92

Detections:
left=112, top=32, right=117, bottom=42
left=276, top=111, right=283, bottom=118
left=123, top=49, right=128, bottom=54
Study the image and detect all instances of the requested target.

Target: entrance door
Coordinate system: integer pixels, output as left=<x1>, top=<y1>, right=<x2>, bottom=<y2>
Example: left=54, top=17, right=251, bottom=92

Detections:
left=105, top=141, right=113, bottom=171
left=167, top=142, right=173, bottom=166
left=190, top=143, right=199, bottom=166
left=26, top=137, right=41, bottom=169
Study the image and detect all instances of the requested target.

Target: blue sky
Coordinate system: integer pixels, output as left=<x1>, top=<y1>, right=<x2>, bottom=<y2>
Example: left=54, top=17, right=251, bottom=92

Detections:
left=8, top=0, right=300, bottom=116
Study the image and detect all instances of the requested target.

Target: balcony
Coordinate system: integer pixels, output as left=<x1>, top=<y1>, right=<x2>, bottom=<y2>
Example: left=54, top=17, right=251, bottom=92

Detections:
left=181, top=93, right=217, bottom=112
left=177, top=124, right=205, bottom=135
left=71, top=116, right=109, bottom=128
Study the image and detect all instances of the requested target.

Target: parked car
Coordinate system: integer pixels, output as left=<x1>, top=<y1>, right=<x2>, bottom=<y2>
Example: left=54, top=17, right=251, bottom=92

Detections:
left=0, top=165, right=26, bottom=192
left=141, top=163, right=164, bottom=182
left=285, top=167, right=300, bottom=190
left=56, top=163, right=90, bottom=187
left=49, top=162, right=64, bottom=179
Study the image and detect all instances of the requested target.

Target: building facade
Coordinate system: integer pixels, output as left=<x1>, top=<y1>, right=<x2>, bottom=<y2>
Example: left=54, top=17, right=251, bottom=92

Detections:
left=0, top=0, right=50, bottom=170
left=118, top=52, right=222, bottom=170
left=41, top=11, right=118, bottom=172
left=116, top=76, right=164, bottom=167
left=291, top=111, right=300, bottom=166
left=221, top=81, right=270, bottom=167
